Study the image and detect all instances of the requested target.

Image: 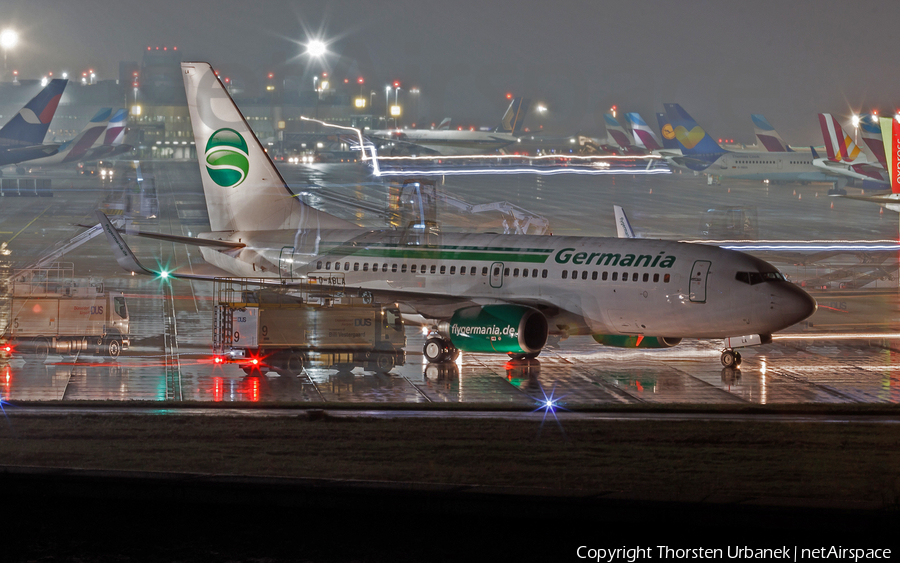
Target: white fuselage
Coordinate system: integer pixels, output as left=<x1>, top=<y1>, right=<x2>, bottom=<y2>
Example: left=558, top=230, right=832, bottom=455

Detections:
left=197, top=229, right=815, bottom=339
left=677, top=151, right=839, bottom=183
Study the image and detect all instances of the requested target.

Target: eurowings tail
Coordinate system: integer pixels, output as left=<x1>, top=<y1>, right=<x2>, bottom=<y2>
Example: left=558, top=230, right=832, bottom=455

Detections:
left=859, top=114, right=887, bottom=167
left=181, top=62, right=354, bottom=232
left=751, top=114, right=792, bottom=152
left=604, top=113, right=633, bottom=149
left=625, top=113, right=661, bottom=151
left=663, top=103, right=725, bottom=158
left=436, top=118, right=451, bottom=130
left=0, top=79, right=68, bottom=147
left=495, top=97, right=530, bottom=134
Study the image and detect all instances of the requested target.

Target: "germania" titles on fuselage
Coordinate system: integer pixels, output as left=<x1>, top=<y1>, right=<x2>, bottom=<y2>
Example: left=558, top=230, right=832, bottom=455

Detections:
left=554, top=248, right=677, bottom=268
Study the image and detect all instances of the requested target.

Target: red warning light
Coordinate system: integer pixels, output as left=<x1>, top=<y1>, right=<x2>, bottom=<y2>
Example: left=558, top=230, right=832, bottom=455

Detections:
left=322, top=72, right=328, bottom=77
left=268, top=72, right=274, bottom=79
left=147, top=46, right=151, bottom=51
left=718, top=138, right=723, bottom=143
left=506, top=93, right=513, bottom=99
left=173, top=46, right=177, bottom=51
left=357, top=77, right=364, bottom=84
left=343, top=78, right=348, bottom=83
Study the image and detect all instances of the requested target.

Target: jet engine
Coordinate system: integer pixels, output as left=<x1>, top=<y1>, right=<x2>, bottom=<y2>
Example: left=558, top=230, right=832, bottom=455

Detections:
left=592, top=335, right=682, bottom=348
left=437, top=305, right=548, bottom=355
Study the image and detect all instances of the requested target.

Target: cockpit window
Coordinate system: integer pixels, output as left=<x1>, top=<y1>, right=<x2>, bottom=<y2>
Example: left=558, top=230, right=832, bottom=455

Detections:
left=735, top=271, right=787, bottom=285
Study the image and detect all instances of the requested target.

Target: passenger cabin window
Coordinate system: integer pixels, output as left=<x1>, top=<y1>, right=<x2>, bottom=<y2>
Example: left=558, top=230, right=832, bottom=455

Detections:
left=493, top=267, right=499, bottom=276
left=653, top=273, right=659, bottom=282
left=317, top=261, right=322, bottom=269
left=430, top=265, right=436, bottom=274
left=325, top=262, right=331, bottom=270
left=471, top=267, right=476, bottom=276
left=541, top=269, right=547, bottom=278
left=344, top=263, right=350, bottom=271
left=392, top=264, right=398, bottom=273
left=562, top=270, right=568, bottom=279
left=401, top=264, right=407, bottom=273
left=411, top=265, right=417, bottom=273
left=592, top=271, right=598, bottom=280
left=602, top=271, right=608, bottom=281
left=363, top=263, right=369, bottom=271
left=664, top=274, right=670, bottom=283
left=440, top=265, right=446, bottom=274
left=504, top=268, right=510, bottom=277
left=522, top=269, right=529, bottom=278
left=632, top=273, right=638, bottom=282
left=612, top=272, right=618, bottom=281
left=643, top=273, right=649, bottom=282
left=461, top=266, right=467, bottom=275
left=450, top=266, right=456, bottom=274
left=582, top=271, right=588, bottom=280
left=513, top=268, right=519, bottom=277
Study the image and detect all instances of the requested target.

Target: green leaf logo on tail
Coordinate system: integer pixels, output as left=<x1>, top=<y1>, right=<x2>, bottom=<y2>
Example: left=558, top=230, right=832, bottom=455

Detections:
left=205, top=128, right=249, bottom=188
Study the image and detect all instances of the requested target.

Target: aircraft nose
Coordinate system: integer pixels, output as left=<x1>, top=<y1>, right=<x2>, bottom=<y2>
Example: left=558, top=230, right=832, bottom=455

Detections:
left=776, top=283, right=817, bottom=326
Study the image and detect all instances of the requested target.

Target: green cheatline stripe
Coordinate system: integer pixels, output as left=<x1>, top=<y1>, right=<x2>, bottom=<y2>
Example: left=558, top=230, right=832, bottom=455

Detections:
left=342, top=248, right=551, bottom=263
left=319, top=241, right=553, bottom=254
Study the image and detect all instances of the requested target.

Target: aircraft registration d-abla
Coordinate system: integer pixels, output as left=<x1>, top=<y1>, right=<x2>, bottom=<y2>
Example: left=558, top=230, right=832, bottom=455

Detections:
left=95, top=62, right=817, bottom=368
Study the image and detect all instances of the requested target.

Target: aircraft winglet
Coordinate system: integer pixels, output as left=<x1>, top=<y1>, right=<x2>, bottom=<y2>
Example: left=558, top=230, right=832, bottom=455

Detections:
left=95, top=210, right=156, bottom=275
left=614, top=206, right=636, bottom=238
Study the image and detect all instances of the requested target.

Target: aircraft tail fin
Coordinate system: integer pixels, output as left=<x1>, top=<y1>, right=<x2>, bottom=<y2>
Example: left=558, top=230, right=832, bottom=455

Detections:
left=625, top=113, right=661, bottom=151
left=436, top=118, right=451, bottom=130
left=859, top=114, right=887, bottom=167
left=604, top=113, right=633, bottom=148
left=818, top=113, right=864, bottom=162
left=751, top=114, right=791, bottom=152
left=495, top=97, right=530, bottom=133
left=663, top=103, right=725, bottom=157
left=613, top=205, right=636, bottom=238
left=655, top=112, right=681, bottom=150
left=59, top=108, right=112, bottom=163
left=0, top=79, right=68, bottom=146
left=103, top=108, right=128, bottom=146
left=810, top=146, right=820, bottom=159
left=181, top=62, right=353, bottom=232
left=879, top=116, right=900, bottom=194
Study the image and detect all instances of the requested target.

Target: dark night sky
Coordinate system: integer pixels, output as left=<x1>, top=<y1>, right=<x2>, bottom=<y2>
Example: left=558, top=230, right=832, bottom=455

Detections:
left=2, top=0, right=897, bottom=143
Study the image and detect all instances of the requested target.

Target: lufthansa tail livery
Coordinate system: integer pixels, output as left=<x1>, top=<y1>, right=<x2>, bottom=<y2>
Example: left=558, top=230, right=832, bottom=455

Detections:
left=94, top=62, right=817, bottom=368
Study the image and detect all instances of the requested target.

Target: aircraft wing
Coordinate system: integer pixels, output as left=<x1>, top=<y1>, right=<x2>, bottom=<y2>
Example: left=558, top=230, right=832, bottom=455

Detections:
left=82, top=218, right=245, bottom=249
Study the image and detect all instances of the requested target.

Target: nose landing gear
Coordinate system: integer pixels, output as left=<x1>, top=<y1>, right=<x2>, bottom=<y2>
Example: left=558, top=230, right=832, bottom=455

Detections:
left=721, top=349, right=742, bottom=368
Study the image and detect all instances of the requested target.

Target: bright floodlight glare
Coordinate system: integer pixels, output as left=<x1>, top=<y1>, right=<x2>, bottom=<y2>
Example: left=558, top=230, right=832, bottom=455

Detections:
left=306, top=39, right=326, bottom=57
left=0, top=29, right=18, bottom=50
left=852, top=114, right=860, bottom=127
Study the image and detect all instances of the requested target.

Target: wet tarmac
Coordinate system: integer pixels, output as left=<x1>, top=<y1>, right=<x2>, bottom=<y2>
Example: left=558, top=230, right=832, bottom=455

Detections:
left=1, top=160, right=899, bottom=406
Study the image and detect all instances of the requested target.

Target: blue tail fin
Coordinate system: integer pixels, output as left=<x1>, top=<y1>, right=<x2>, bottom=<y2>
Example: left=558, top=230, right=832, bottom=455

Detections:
left=655, top=112, right=681, bottom=150
left=663, top=103, right=725, bottom=158
left=0, top=79, right=68, bottom=146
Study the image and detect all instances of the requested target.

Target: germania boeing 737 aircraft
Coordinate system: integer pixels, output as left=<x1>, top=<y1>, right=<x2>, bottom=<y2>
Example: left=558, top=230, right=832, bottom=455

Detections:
left=95, top=62, right=816, bottom=368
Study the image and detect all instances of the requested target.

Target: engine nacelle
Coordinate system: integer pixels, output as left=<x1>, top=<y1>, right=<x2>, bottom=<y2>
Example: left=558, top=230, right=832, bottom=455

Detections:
left=592, top=335, right=682, bottom=349
left=438, top=305, right=548, bottom=354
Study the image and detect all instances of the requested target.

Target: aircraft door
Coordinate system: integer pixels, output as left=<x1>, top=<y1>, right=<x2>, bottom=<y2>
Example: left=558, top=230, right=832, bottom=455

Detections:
left=490, top=262, right=504, bottom=288
left=689, top=260, right=711, bottom=303
left=278, top=246, right=295, bottom=280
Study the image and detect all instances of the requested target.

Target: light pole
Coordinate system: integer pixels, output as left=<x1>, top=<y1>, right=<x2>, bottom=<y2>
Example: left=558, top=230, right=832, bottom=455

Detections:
left=0, top=29, right=18, bottom=76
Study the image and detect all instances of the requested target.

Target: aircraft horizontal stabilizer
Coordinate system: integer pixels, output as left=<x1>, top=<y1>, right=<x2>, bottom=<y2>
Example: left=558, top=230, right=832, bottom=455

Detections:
left=79, top=221, right=245, bottom=249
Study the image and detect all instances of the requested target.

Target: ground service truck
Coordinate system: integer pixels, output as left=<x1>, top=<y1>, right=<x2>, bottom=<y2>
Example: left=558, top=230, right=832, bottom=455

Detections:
left=2, top=265, right=130, bottom=360
left=212, top=281, right=406, bottom=375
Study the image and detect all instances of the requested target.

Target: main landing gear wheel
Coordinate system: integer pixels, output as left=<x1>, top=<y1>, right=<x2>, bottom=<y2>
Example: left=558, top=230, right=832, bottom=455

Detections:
left=424, top=338, right=457, bottom=363
left=721, top=350, right=742, bottom=368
